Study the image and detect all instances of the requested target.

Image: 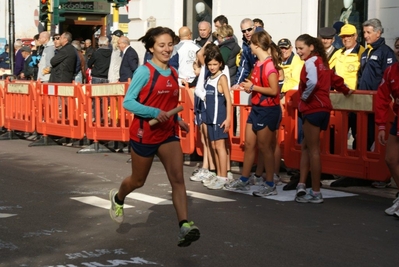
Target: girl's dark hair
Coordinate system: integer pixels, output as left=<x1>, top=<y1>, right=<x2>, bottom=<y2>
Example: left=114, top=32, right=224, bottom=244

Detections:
left=296, top=34, right=328, bottom=67
left=204, top=43, right=225, bottom=70
left=138, top=27, right=176, bottom=54
left=250, top=31, right=282, bottom=70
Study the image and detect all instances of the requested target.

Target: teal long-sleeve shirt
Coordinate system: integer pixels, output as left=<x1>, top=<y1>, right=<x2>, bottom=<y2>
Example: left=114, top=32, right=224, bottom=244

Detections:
left=123, top=60, right=175, bottom=119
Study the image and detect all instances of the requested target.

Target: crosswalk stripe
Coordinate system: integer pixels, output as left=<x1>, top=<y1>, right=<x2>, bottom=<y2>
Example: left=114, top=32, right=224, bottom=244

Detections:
left=126, top=192, right=173, bottom=205
left=185, top=190, right=236, bottom=202
left=0, top=213, right=17, bottom=219
left=71, top=196, right=134, bottom=209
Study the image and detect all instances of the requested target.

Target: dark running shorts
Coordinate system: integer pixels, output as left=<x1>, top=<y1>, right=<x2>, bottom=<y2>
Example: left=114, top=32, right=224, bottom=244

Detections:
left=207, top=124, right=228, bottom=141
left=390, top=116, right=398, bottom=136
left=302, top=111, right=330, bottom=131
left=247, top=105, right=282, bottom=131
left=130, top=136, right=180, bottom=157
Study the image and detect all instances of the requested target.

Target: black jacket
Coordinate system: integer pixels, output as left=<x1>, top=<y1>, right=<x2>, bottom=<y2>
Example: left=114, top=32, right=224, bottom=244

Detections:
left=87, top=47, right=112, bottom=78
left=50, top=43, right=77, bottom=83
left=119, top=46, right=139, bottom=82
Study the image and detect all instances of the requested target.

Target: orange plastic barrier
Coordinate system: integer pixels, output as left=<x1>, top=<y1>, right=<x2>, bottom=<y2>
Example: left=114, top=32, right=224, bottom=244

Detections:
left=1, top=80, right=36, bottom=138
left=0, top=81, right=4, bottom=128
left=179, top=85, right=196, bottom=155
left=282, top=89, right=392, bottom=181
left=31, top=82, right=86, bottom=146
left=81, top=82, right=133, bottom=153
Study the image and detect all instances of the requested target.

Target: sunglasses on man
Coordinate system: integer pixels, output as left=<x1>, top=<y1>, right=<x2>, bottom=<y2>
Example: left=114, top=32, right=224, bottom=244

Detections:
left=241, top=27, right=254, bottom=34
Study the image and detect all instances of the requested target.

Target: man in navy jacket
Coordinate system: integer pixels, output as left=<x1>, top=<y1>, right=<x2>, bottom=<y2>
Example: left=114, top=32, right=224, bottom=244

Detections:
left=118, top=36, right=138, bottom=82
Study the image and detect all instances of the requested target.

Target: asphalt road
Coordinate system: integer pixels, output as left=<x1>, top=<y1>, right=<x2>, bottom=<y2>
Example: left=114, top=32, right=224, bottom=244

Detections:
left=0, top=139, right=398, bottom=267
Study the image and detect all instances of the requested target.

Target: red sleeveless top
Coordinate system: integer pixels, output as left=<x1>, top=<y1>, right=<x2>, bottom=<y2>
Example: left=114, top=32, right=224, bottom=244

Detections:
left=129, top=63, right=180, bottom=144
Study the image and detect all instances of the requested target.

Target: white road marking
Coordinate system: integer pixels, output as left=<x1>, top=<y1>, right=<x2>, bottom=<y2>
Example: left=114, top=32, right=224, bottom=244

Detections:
left=71, top=196, right=134, bottom=209
left=185, top=190, right=236, bottom=202
left=0, top=213, right=17, bottom=218
left=126, top=192, right=173, bottom=205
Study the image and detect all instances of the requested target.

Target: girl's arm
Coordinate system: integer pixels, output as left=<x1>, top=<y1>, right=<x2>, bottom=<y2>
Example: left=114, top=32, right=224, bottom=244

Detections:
left=218, top=74, right=232, bottom=132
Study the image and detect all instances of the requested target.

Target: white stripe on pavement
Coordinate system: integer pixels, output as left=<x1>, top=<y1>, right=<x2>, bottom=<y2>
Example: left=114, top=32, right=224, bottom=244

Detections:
left=185, top=190, right=236, bottom=202
left=126, top=192, right=173, bottom=205
left=71, top=196, right=134, bottom=209
left=0, top=213, right=17, bottom=218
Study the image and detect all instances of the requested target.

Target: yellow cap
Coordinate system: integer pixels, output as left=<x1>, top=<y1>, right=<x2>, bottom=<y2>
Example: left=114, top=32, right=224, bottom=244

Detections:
left=339, top=24, right=356, bottom=36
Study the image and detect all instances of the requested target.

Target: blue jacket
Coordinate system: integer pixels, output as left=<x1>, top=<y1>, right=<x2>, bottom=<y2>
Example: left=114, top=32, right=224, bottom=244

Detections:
left=119, top=46, right=139, bottom=82
left=358, top=37, right=397, bottom=90
left=234, top=37, right=257, bottom=85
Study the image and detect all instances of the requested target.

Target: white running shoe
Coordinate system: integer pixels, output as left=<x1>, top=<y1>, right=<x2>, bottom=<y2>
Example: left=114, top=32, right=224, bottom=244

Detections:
left=190, top=168, right=207, bottom=182
left=207, top=176, right=228, bottom=190
left=248, top=173, right=263, bottom=185
left=385, top=196, right=399, bottom=216
left=224, top=178, right=250, bottom=191
left=202, top=172, right=217, bottom=186
left=252, top=183, right=277, bottom=197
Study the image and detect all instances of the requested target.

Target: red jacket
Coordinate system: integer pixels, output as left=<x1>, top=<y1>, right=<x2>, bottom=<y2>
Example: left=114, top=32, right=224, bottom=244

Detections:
left=298, top=55, right=349, bottom=114
left=375, top=62, right=399, bottom=136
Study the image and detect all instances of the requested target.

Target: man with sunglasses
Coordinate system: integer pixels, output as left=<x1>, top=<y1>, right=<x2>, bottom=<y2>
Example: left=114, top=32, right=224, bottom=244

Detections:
left=233, top=18, right=258, bottom=86
left=49, top=32, right=77, bottom=83
left=37, top=31, right=55, bottom=83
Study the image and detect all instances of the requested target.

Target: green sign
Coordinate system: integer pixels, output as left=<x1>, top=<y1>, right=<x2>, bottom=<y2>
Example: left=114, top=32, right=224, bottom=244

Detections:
left=60, top=0, right=111, bottom=14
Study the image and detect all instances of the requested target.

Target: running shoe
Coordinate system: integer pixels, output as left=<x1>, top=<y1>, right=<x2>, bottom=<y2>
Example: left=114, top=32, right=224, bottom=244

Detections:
left=202, top=172, right=217, bottom=186
left=109, top=188, right=124, bottom=224
left=274, top=173, right=283, bottom=186
left=296, top=183, right=306, bottom=197
left=224, top=178, right=250, bottom=191
left=252, top=183, right=277, bottom=197
left=371, top=181, right=391, bottom=189
left=385, top=196, right=399, bottom=216
left=207, top=176, right=228, bottom=190
left=227, top=171, right=234, bottom=180
left=248, top=173, right=263, bottom=185
left=178, top=221, right=200, bottom=247
left=190, top=168, right=205, bottom=181
left=296, top=189, right=324, bottom=204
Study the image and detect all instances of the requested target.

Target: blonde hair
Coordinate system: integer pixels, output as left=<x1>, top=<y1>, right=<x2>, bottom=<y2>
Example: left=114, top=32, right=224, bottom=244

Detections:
left=216, top=25, right=234, bottom=39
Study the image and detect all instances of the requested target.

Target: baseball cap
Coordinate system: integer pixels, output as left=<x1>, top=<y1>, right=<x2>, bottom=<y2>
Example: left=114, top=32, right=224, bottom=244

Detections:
left=339, top=24, right=357, bottom=36
left=20, top=46, right=31, bottom=53
left=319, top=27, right=336, bottom=39
left=112, top=30, right=124, bottom=37
left=278, top=38, right=291, bottom=48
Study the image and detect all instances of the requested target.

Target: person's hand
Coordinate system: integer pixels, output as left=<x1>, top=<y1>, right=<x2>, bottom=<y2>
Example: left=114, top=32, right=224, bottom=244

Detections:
left=156, top=110, right=170, bottom=123
left=43, top=67, right=51, bottom=74
left=220, top=119, right=231, bottom=133
left=378, top=130, right=386, bottom=146
left=231, top=84, right=240, bottom=90
left=240, top=79, right=253, bottom=94
left=178, top=119, right=189, bottom=132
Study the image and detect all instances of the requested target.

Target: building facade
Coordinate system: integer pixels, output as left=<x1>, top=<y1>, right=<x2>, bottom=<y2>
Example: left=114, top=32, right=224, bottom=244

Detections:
left=0, top=0, right=398, bottom=62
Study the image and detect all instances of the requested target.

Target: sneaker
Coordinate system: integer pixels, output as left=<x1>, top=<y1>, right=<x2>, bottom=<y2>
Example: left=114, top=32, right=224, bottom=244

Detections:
left=385, top=196, right=399, bottom=216
left=274, top=173, right=282, bottom=186
left=296, top=183, right=306, bottom=197
left=371, top=181, right=391, bottom=189
left=109, top=188, right=124, bottom=224
left=227, top=171, right=234, bottom=180
left=202, top=172, right=217, bottom=186
left=191, top=168, right=201, bottom=176
left=296, top=189, right=324, bottom=203
left=178, top=221, right=200, bottom=247
left=248, top=173, right=263, bottom=185
left=224, top=178, right=250, bottom=191
left=207, top=176, right=228, bottom=190
left=190, top=168, right=205, bottom=181
left=252, top=183, right=277, bottom=197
